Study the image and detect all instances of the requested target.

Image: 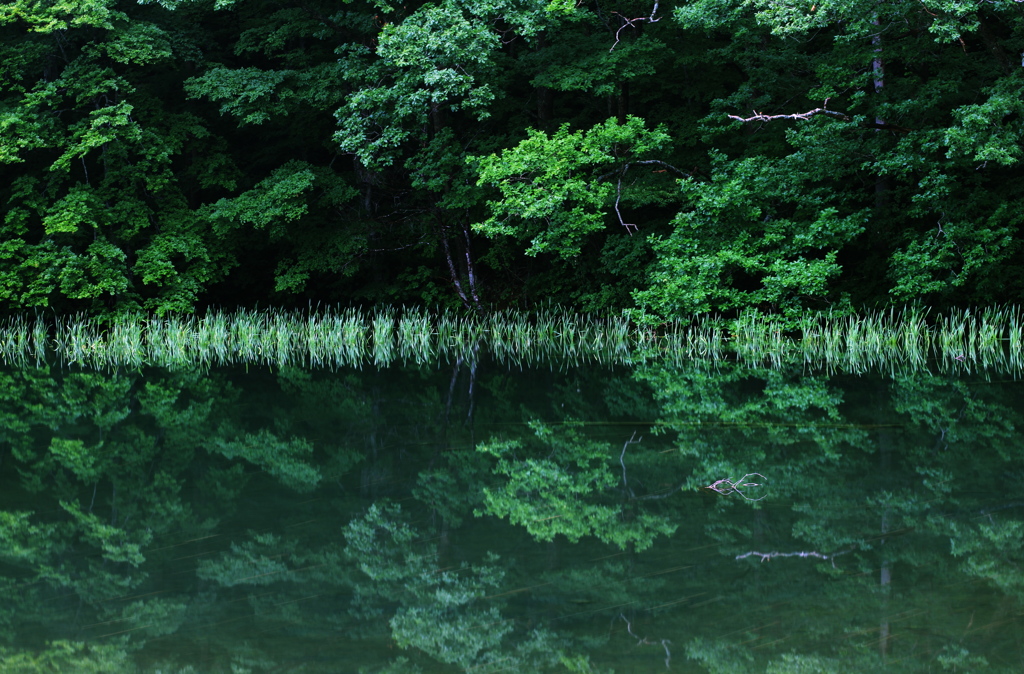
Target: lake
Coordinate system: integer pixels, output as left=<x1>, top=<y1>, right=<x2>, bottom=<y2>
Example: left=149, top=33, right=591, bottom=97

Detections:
left=1, top=357, right=1021, bottom=672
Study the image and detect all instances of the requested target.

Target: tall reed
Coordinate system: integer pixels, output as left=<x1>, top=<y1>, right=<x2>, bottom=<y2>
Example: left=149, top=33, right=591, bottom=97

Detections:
left=371, top=308, right=396, bottom=367
left=0, top=304, right=1020, bottom=373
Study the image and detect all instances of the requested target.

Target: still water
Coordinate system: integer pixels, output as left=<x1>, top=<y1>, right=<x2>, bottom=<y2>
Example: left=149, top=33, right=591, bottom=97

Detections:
left=0, top=360, right=1021, bottom=672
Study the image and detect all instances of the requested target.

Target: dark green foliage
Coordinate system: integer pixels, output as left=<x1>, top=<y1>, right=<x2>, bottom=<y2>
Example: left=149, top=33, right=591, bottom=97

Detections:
left=2, top=0, right=1023, bottom=314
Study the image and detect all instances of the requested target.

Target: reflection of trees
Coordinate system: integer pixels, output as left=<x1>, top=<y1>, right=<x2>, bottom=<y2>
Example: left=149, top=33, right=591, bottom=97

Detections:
left=632, top=361, right=1024, bottom=672
left=0, top=364, right=650, bottom=671
left=0, top=363, right=1021, bottom=671
left=343, top=502, right=565, bottom=672
left=477, top=422, right=679, bottom=551
left=0, top=367, right=326, bottom=669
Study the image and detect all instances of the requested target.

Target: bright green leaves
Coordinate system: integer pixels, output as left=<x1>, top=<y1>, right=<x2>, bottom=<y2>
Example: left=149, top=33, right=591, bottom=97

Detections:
left=52, top=100, right=141, bottom=173
left=0, top=9, right=239, bottom=313
left=335, top=0, right=499, bottom=167
left=104, top=21, right=174, bottom=65
left=0, top=0, right=124, bottom=32
left=41, top=186, right=100, bottom=235
left=0, top=103, right=49, bottom=164
left=888, top=208, right=1020, bottom=301
left=376, top=4, right=494, bottom=72
left=59, top=238, right=132, bottom=300
left=206, top=160, right=317, bottom=231
left=920, top=0, right=983, bottom=43
left=944, top=73, right=1024, bottom=167
left=185, top=67, right=292, bottom=125
left=202, top=159, right=361, bottom=294
left=473, top=116, right=671, bottom=258
left=636, top=150, right=866, bottom=317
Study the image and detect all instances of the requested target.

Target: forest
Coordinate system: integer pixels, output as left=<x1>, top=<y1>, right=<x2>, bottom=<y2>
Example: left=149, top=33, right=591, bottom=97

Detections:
left=4, top=2, right=1024, bottom=669
left=2, top=0, right=1023, bottom=318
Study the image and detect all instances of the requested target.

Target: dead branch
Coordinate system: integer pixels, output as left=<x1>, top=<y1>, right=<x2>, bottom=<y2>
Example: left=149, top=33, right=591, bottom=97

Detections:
left=615, top=175, right=637, bottom=235
left=629, top=159, right=690, bottom=177
left=609, top=0, right=661, bottom=52
left=609, top=161, right=690, bottom=234
left=728, top=107, right=851, bottom=123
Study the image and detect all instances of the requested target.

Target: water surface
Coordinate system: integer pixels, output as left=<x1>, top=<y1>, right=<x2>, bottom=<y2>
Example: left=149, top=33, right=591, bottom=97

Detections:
left=1, top=360, right=1021, bottom=672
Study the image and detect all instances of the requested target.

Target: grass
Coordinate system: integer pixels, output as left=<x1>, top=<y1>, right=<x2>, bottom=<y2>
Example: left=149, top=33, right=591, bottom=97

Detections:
left=0, top=305, right=1021, bottom=373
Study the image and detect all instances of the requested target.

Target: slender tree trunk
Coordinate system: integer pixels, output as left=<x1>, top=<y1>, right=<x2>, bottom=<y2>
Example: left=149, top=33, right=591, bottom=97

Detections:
left=871, top=15, right=889, bottom=212
left=536, top=33, right=554, bottom=123
left=617, top=82, right=629, bottom=125
left=442, top=232, right=473, bottom=310
left=430, top=100, right=449, bottom=136
left=440, top=224, right=482, bottom=311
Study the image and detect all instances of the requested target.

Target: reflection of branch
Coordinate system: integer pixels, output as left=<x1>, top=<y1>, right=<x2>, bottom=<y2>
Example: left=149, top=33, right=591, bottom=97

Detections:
left=706, top=473, right=767, bottom=501
left=619, top=613, right=672, bottom=669
left=620, top=433, right=686, bottom=501
left=620, top=432, right=642, bottom=497
left=735, top=548, right=854, bottom=568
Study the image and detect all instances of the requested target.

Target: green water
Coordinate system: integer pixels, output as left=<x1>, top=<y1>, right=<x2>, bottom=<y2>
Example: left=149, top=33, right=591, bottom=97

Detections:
left=0, top=360, right=1021, bottom=672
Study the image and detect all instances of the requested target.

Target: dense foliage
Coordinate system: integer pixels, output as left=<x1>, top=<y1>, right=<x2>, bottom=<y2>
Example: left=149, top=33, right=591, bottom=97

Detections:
left=2, top=0, right=1023, bottom=315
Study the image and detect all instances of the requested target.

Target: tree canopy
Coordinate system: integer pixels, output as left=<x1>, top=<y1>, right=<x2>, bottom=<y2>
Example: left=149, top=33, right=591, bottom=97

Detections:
left=2, top=0, right=1022, bottom=315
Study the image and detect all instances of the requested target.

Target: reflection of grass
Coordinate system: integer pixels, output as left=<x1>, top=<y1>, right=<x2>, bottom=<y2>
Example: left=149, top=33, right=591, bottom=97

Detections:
left=0, top=305, right=1021, bottom=372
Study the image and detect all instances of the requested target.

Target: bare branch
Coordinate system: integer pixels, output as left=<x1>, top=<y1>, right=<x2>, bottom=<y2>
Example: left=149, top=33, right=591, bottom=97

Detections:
left=608, top=161, right=691, bottom=235
left=733, top=100, right=851, bottom=125
left=727, top=107, right=851, bottom=123
left=615, top=175, right=637, bottom=235
left=609, top=0, right=662, bottom=52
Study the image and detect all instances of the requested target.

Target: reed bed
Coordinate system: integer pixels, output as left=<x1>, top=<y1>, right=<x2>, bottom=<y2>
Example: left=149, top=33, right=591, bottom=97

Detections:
left=0, top=305, right=1021, bottom=373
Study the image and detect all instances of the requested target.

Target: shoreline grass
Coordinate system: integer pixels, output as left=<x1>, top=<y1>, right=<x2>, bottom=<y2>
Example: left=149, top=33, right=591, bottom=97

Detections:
left=0, top=305, right=1021, bottom=373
